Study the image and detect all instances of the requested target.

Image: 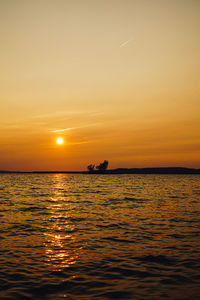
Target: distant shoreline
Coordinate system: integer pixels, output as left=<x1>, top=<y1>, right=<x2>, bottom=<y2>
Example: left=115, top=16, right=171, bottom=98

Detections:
left=0, top=167, right=200, bottom=174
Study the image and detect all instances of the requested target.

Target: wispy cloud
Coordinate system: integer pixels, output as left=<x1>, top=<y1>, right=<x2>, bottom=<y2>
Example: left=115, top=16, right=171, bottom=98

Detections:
left=32, top=111, right=80, bottom=119
left=49, top=122, right=101, bottom=133
left=32, top=110, right=102, bottom=120
left=70, top=141, right=89, bottom=145
left=120, top=37, right=134, bottom=48
left=50, top=127, right=74, bottom=133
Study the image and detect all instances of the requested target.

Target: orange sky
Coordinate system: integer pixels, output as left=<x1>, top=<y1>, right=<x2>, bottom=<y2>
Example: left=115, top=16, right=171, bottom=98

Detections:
left=0, top=0, right=199, bottom=171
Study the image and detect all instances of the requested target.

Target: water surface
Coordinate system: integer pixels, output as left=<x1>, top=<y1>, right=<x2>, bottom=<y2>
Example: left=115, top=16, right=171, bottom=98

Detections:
left=0, top=174, right=200, bottom=299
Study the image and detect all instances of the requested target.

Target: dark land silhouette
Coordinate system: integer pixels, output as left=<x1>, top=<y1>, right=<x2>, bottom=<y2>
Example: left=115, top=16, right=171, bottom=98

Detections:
left=0, top=167, right=200, bottom=174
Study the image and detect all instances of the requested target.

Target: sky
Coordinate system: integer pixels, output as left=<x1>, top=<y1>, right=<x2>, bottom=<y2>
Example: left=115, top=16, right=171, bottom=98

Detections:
left=0, top=0, right=199, bottom=171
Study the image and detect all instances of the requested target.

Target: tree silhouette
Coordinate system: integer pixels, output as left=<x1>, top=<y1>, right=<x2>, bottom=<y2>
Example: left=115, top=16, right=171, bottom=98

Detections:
left=87, top=164, right=95, bottom=173
left=96, top=160, right=109, bottom=172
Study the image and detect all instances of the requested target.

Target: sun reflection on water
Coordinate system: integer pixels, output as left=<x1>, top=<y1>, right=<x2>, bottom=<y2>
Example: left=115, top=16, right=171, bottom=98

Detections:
left=43, top=174, right=80, bottom=271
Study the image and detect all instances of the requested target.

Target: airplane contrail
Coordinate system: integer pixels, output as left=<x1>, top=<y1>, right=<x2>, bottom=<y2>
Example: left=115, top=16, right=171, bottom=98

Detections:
left=50, top=127, right=74, bottom=133
left=120, top=37, right=134, bottom=48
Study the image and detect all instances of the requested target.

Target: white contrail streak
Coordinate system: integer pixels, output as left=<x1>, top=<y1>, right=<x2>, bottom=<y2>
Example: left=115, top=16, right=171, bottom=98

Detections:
left=50, top=127, right=74, bottom=133
left=50, top=122, right=101, bottom=133
left=120, top=37, right=134, bottom=48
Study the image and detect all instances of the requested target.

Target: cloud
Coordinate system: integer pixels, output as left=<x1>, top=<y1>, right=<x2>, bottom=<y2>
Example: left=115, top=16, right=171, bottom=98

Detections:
left=69, top=141, right=89, bottom=145
left=50, top=127, right=74, bottom=133
left=49, top=122, right=102, bottom=133
left=32, top=110, right=102, bottom=120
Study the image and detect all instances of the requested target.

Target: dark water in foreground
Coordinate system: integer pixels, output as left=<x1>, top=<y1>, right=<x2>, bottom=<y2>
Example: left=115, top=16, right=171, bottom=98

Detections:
left=0, top=174, right=200, bottom=300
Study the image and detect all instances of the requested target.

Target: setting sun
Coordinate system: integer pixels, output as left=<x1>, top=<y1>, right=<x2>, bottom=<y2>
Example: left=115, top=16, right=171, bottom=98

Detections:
left=56, top=137, right=64, bottom=145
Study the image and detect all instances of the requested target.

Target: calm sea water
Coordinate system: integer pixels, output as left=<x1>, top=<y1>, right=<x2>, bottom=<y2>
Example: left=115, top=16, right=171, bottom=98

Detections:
left=0, top=174, right=200, bottom=300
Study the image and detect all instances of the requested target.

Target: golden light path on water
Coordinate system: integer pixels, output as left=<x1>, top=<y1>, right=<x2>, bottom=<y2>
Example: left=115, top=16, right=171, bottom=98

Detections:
left=43, top=174, right=81, bottom=271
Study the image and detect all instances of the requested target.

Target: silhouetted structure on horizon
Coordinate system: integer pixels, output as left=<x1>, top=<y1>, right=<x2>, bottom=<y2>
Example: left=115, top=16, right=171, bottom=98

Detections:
left=87, top=164, right=95, bottom=173
left=96, top=160, right=109, bottom=172
left=87, top=160, right=109, bottom=173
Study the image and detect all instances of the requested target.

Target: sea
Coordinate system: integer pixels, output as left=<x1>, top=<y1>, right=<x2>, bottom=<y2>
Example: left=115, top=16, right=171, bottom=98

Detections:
left=0, top=174, right=200, bottom=300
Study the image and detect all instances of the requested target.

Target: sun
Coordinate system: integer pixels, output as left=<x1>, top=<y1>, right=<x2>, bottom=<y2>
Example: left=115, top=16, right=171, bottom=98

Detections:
left=56, top=137, right=64, bottom=145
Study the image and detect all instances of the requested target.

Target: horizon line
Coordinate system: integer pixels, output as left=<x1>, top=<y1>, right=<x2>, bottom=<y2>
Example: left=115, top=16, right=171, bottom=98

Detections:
left=0, top=166, right=200, bottom=174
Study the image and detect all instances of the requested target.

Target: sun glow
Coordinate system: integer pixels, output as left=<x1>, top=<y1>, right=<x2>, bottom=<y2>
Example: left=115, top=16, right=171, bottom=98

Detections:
left=56, top=137, right=64, bottom=145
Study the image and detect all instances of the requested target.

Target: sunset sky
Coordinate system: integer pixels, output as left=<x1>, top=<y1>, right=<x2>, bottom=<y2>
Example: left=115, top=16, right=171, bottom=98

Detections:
left=0, top=0, right=199, bottom=171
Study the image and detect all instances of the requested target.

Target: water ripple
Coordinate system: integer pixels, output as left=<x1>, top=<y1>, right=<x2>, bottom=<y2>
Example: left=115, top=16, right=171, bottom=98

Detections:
left=0, top=173, right=200, bottom=299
